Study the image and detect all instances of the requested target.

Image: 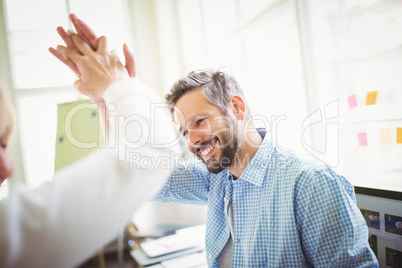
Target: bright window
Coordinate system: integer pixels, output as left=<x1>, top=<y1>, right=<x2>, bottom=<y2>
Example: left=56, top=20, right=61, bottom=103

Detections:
left=174, top=0, right=310, bottom=157
left=3, top=0, right=133, bottom=187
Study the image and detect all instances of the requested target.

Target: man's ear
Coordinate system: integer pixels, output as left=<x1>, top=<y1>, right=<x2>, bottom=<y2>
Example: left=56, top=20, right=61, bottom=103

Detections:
left=230, top=95, right=246, bottom=120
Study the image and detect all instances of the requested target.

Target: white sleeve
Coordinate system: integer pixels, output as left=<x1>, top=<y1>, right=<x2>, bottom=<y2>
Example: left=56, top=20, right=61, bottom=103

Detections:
left=0, top=78, right=180, bottom=268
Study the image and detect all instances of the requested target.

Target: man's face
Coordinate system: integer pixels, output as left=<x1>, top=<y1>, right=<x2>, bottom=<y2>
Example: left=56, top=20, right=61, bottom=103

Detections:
left=174, top=88, right=240, bottom=173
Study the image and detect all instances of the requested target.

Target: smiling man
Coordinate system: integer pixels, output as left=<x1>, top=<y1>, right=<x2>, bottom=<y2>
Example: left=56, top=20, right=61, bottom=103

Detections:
left=54, top=15, right=378, bottom=268
left=155, top=70, right=378, bottom=267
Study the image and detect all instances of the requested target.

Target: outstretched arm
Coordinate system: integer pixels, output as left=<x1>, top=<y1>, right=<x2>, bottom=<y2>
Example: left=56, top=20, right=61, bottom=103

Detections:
left=49, top=14, right=136, bottom=140
left=0, top=60, right=176, bottom=268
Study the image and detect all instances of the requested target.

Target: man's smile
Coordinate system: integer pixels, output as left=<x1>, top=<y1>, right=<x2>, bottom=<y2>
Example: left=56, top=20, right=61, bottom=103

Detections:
left=197, top=139, right=219, bottom=160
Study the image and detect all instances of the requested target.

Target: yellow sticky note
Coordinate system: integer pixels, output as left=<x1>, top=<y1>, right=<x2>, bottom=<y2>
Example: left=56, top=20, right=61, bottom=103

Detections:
left=379, top=128, right=392, bottom=145
left=397, top=128, right=402, bottom=144
left=55, top=99, right=104, bottom=171
left=365, top=91, right=378, bottom=105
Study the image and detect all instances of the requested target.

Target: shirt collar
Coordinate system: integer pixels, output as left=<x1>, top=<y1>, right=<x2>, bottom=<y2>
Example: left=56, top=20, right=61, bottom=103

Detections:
left=237, top=130, right=275, bottom=187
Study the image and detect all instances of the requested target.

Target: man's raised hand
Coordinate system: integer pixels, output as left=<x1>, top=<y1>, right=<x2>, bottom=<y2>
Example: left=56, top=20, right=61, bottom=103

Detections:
left=55, top=34, right=129, bottom=102
left=49, top=14, right=136, bottom=78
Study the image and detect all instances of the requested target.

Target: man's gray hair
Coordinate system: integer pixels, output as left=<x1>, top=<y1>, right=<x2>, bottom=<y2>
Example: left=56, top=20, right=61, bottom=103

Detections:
left=165, top=69, right=252, bottom=121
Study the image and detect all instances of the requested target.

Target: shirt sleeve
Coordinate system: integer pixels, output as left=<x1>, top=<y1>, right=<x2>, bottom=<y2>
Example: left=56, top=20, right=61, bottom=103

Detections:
left=0, top=78, right=180, bottom=268
left=155, top=160, right=211, bottom=205
left=294, top=167, right=379, bottom=268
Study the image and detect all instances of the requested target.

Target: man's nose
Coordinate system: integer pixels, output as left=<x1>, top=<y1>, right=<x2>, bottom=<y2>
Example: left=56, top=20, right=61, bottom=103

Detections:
left=186, top=130, right=204, bottom=152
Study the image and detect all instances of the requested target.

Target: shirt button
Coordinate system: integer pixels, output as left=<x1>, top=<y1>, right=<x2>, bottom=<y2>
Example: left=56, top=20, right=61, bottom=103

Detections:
left=208, top=254, right=212, bottom=260
left=237, top=239, right=240, bottom=243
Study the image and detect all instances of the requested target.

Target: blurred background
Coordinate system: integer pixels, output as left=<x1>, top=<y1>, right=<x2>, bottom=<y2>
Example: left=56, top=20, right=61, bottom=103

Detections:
left=1, top=0, right=402, bottom=238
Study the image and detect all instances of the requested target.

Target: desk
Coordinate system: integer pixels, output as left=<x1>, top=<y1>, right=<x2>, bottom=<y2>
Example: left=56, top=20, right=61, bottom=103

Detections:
left=76, top=222, right=208, bottom=268
left=127, top=223, right=207, bottom=268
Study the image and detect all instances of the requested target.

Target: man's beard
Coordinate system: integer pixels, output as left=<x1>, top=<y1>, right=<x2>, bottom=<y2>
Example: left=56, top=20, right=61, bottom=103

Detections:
left=196, top=121, right=240, bottom=174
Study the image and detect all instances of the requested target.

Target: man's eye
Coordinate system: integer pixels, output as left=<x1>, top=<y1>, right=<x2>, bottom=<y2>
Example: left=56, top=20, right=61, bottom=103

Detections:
left=196, top=119, right=205, bottom=126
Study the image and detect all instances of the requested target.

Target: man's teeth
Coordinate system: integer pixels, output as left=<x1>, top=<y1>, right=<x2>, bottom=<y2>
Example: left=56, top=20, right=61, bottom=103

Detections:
left=200, top=143, right=215, bottom=156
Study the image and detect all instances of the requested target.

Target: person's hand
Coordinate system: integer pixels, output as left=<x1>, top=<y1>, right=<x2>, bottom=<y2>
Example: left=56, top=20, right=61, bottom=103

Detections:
left=54, top=34, right=129, bottom=102
left=49, top=14, right=136, bottom=78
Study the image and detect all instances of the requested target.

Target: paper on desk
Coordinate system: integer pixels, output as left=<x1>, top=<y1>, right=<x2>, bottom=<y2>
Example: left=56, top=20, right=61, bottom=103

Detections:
left=141, top=225, right=205, bottom=258
left=131, top=246, right=204, bottom=267
left=175, top=224, right=205, bottom=241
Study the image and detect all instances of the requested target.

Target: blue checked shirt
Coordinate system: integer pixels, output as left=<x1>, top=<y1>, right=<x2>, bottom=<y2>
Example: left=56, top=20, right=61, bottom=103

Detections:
left=156, top=133, right=378, bottom=267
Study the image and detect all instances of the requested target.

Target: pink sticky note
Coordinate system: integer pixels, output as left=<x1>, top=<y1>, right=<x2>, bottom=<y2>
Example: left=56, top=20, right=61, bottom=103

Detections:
left=348, top=94, right=357, bottom=109
left=358, top=132, right=368, bottom=146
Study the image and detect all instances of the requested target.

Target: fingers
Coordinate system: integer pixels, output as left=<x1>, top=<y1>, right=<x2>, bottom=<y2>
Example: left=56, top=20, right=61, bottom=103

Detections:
left=57, top=26, right=76, bottom=49
left=123, top=43, right=136, bottom=77
left=57, top=26, right=84, bottom=57
left=49, top=47, right=81, bottom=76
left=97, top=36, right=108, bottom=54
left=70, top=13, right=99, bottom=50
left=109, top=49, right=123, bottom=67
left=110, top=49, right=118, bottom=57
left=55, top=44, right=83, bottom=63
left=71, top=34, right=93, bottom=56
left=69, top=14, right=92, bottom=49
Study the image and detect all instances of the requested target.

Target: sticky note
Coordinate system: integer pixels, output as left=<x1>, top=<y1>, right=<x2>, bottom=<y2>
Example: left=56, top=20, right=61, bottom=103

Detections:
left=379, top=128, right=392, bottom=145
left=365, top=91, right=378, bottom=105
left=397, top=128, right=402, bottom=144
left=55, top=99, right=104, bottom=171
left=358, top=132, right=368, bottom=146
left=348, top=94, right=357, bottom=109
